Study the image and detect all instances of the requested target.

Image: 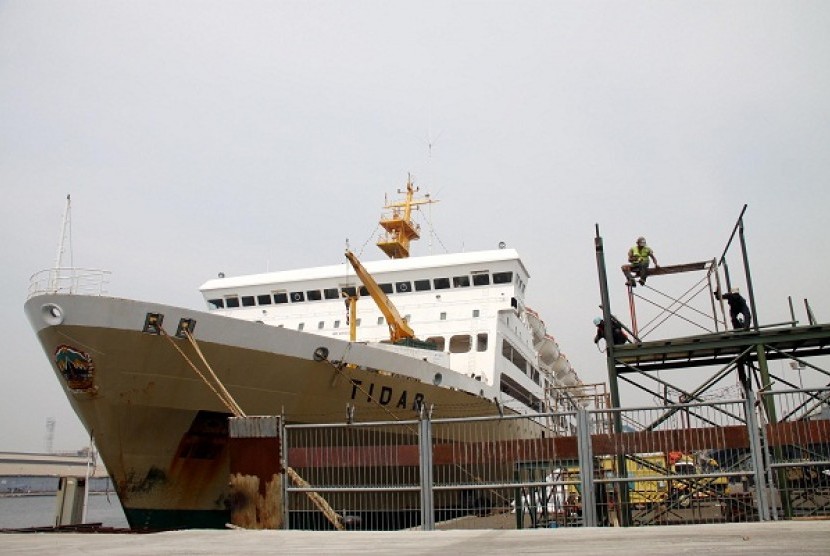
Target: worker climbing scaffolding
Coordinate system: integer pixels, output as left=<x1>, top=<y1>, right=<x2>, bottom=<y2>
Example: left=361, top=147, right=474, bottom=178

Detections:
left=715, top=288, right=752, bottom=331
left=593, top=316, right=630, bottom=346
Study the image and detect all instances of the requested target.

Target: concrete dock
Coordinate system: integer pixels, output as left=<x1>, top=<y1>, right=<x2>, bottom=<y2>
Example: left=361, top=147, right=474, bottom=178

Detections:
left=1, top=521, right=829, bottom=555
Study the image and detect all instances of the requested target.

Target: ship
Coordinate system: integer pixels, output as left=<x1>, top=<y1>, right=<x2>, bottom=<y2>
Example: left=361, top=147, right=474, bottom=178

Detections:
left=24, top=180, right=585, bottom=529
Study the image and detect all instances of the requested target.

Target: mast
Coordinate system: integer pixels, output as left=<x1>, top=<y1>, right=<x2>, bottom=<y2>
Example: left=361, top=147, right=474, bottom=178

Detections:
left=376, top=176, right=437, bottom=259
left=51, top=194, right=72, bottom=291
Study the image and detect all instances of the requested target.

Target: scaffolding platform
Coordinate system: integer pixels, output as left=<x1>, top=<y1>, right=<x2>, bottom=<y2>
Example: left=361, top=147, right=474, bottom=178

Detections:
left=613, top=323, right=830, bottom=373
left=621, top=260, right=712, bottom=280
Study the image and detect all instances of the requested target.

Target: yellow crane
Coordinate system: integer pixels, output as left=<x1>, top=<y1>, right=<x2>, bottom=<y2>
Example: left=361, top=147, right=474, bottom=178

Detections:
left=344, top=249, right=416, bottom=344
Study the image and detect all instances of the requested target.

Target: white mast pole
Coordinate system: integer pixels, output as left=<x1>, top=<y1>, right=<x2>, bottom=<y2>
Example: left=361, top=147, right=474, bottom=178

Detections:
left=50, top=194, right=71, bottom=292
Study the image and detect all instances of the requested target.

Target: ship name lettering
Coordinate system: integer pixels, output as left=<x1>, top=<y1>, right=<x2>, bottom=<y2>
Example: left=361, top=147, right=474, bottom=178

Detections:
left=349, top=379, right=425, bottom=410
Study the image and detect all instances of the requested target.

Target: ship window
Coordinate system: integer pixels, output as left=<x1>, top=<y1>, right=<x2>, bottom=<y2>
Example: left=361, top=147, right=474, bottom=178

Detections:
left=453, top=275, right=471, bottom=288
left=502, top=339, right=527, bottom=373
left=307, top=290, right=322, bottom=301
left=477, top=333, right=488, bottom=352
left=324, top=288, right=339, bottom=300
left=377, top=316, right=384, bottom=325
left=241, top=296, right=255, bottom=307
left=257, top=294, right=272, bottom=305
left=290, top=291, right=305, bottom=303
left=356, top=318, right=361, bottom=327
left=395, top=281, right=411, bottom=293
left=493, top=271, right=513, bottom=284
left=334, top=320, right=340, bottom=328
left=379, top=283, right=393, bottom=294
left=426, top=336, right=445, bottom=351
left=341, top=286, right=357, bottom=297
left=440, top=312, right=447, bottom=320
left=449, top=334, right=472, bottom=353
left=208, top=299, right=224, bottom=309
left=317, top=321, right=324, bottom=329
left=298, top=322, right=305, bottom=331
left=472, top=309, right=480, bottom=318
left=274, top=292, right=289, bottom=304
left=225, top=296, right=240, bottom=308
left=414, top=279, right=431, bottom=291
left=359, top=286, right=370, bottom=296
left=500, top=374, right=533, bottom=407
left=472, top=273, right=490, bottom=286
left=433, top=277, right=451, bottom=290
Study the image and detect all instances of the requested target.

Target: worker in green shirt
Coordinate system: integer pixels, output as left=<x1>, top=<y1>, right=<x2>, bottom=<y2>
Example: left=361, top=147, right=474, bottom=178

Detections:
left=624, top=236, right=658, bottom=287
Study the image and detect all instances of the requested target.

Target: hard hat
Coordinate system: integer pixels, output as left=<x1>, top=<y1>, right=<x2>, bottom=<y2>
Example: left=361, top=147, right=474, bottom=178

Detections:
left=593, top=317, right=602, bottom=326
left=730, top=287, right=740, bottom=294
left=636, top=236, right=646, bottom=244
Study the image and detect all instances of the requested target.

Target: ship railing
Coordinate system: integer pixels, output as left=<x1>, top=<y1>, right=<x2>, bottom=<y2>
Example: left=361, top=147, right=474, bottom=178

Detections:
left=28, top=267, right=112, bottom=299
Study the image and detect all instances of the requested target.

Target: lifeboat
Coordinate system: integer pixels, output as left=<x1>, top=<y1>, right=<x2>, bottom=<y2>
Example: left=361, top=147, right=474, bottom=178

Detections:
left=537, top=334, right=560, bottom=365
left=552, top=353, right=571, bottom=380
left=525, top=307, right=546, bottom=345
left=561, top=368, right=579, bottom=387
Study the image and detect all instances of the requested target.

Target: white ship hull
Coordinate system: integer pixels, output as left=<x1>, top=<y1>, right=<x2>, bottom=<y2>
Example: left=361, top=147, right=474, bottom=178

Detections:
left=25, top=293, right=535, bottom=529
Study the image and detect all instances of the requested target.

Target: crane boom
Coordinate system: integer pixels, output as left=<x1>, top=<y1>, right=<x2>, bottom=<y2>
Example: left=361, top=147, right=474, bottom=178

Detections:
left=344, top=249, right=415, bottom=343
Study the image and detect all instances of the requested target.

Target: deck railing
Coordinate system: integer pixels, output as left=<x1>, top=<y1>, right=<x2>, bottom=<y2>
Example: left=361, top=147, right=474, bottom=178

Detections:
left=28, top=267, right=111, bottom=299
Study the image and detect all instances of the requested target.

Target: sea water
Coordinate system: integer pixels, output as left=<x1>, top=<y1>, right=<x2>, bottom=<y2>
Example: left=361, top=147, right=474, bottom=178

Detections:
left=0, top=493, right=128, bottom=529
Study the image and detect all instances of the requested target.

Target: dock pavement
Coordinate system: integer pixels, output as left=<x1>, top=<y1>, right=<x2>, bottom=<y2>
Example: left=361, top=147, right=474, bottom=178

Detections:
left=1, top=521, right=829, bottom=555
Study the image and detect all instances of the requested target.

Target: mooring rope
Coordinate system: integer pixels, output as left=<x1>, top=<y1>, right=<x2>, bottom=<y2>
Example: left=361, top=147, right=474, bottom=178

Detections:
left=182, top=330, right=246, bottom=417
left=158, top=325, right=242, bottom=417
left=285, top=467, right=344, bottom=530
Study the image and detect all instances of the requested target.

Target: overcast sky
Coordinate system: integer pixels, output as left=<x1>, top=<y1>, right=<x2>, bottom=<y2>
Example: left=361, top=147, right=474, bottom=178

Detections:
left=2, top=1, right=829, bottom=453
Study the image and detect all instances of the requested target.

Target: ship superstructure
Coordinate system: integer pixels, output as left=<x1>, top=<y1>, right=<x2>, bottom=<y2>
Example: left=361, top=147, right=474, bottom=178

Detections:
left=200, top=182, right=580, bottom=416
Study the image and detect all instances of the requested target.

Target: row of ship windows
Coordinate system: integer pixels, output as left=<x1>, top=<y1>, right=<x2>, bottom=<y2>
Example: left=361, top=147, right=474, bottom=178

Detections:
left=292, top=309, right=483, bottom=332
left=207, top=271, right=516, bottom=309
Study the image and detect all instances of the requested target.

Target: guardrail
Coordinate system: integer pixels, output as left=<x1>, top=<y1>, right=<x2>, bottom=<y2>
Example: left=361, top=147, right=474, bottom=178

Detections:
left=28, top=268, right=111, bottom=299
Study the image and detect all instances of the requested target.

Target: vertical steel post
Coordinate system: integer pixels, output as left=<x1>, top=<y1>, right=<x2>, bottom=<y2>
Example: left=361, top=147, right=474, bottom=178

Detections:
left=577, top=409, right=597, bottom=526
left=738, top=218, right=759, bottom=333
left=745, top=394, right=770, bottom=521
left=595, top=226, right=620, bottom=411
left=419, top=406, right=435, bottom=531
left=594, top=225, right=631, bottom=525
left=788, top=296, right=796, bottom=326
left=280, top=418, right=289, bottom=530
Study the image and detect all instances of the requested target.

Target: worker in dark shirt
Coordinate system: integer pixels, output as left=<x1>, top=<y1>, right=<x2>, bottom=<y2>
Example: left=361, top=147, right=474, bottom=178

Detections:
left=593, top=316, right=629, bottom=345
left=715, top=288, right=752, bottom=330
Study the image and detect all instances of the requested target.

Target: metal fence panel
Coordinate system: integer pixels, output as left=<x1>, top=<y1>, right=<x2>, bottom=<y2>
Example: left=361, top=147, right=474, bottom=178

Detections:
left=284, top=419, right=422, bottom=530
left=760, top=389, right=830, bottom=520
left=589, top=399, right=758, bottom=526
left=428, top=411, right=583, bottom=530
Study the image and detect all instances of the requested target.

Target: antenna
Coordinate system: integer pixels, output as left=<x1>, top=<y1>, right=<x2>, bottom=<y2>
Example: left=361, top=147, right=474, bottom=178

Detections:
left=422, top=124, right=443, bottom=255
